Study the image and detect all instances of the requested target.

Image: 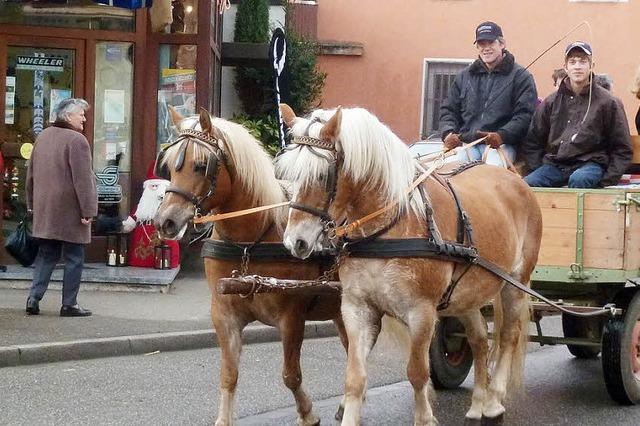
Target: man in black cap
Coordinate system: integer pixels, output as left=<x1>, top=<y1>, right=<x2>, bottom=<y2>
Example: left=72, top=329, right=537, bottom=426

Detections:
left=439, top=21, right=537, bottom=166
left=522, top=41, right=631, bottom=188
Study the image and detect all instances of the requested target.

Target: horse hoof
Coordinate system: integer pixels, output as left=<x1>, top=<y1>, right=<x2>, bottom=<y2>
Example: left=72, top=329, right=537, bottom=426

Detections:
left=334, top=405, right=344, bottom=421
left=464, top=417, right=482, bottom=426
left=481, top=413, right=504, bottom=426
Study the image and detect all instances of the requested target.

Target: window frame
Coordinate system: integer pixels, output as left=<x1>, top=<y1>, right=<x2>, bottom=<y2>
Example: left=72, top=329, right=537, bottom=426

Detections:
left=419, top=58, right=472, bottom=140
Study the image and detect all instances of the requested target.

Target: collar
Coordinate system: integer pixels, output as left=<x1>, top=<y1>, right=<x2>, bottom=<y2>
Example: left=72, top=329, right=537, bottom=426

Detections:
left=50, top=121, right=80, bottom=132
left=469, top=50, right=515, bottom=75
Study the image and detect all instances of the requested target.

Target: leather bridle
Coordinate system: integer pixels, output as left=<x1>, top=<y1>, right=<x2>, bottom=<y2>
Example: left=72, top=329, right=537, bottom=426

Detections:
left=283, top=118, right=340, bottom=228
left=155, top=126, right=228, bottom=217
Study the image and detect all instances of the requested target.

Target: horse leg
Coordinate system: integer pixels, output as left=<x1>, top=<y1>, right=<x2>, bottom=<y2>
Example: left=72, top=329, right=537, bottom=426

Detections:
left=484, top=283, right=529, bottom=422
left=457, top=310, right=489, bottom=422
left=333, top=316, right=349, bottom=421
left=213, top=314, right=244, bottom=426
left=406, top=305, right=438, bottom=426
left=341, top=299, right=382, bottom=426
left=280, top=315, right=319, bottom=426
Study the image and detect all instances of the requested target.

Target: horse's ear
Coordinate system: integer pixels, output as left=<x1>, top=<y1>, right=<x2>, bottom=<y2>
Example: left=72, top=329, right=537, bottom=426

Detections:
left=280, top=103, right=296, bottom=128
left=168, top=105, right=184, bottom=126
left=320, top=106, right=342, bottom=142
left=199, top=107, right=213, bottom=134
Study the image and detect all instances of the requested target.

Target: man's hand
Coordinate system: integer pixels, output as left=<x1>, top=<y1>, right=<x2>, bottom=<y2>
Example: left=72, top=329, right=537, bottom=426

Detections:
left=477, top=131, right=503, bottom=148
left=81, top=217, right=92, bottom=225
left=443, top=133, right=462, bottom=150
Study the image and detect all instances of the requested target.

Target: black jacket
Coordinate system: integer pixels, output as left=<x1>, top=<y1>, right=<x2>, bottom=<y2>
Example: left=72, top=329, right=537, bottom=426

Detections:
left=522, top=78, right=632, bottom=187
left=439, top=50, right=538, bottom=145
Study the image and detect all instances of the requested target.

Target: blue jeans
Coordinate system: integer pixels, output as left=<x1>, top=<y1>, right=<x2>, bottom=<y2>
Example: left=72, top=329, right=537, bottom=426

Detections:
left=29, top=239, right=85, bottom=307
left=457, top=143, right=516, bottom=167
left=524, top=162, right=604, bottom=188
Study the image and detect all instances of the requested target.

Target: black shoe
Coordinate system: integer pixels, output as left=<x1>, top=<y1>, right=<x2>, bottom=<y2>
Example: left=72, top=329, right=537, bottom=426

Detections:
left=26, top=298, right=40, bottom=315
left=60, top=305, right=92, bottom=317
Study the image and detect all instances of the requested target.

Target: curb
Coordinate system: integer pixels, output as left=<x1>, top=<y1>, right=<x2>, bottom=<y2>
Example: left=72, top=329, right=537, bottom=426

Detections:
left=0, top=321, right=338, bottom=368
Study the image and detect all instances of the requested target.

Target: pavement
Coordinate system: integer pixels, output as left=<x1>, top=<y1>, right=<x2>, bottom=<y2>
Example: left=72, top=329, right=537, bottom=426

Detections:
left=0, top=253, right=339, bottom=368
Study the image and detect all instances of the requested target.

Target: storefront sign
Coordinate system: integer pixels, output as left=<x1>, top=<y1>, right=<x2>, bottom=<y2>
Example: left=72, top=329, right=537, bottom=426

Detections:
left=16, top=55, right=64, bottom=72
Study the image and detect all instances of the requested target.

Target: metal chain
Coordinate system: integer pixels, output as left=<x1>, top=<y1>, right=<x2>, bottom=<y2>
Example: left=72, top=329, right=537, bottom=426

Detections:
left=230, top=247, right=347, bottom=297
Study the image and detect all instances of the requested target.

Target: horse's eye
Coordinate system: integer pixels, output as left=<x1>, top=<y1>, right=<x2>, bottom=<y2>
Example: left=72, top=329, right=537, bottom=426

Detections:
left=194, top=162, right=207, bottom=174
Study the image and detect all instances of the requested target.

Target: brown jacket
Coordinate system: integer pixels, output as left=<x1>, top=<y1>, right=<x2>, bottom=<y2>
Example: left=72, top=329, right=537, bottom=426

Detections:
left=26, top=125, right=98, bottom=244
left=522, top=78, right=632, bottom=186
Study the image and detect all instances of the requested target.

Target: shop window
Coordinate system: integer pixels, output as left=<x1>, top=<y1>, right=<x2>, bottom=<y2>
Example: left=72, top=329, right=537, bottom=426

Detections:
left=93, top=42, right=134, bottom=222
left=420, top=59, right=472, bottom=140
left=0, top=0, right=135, bottom=32
left=153, top=0, right=198, bottom=34
left=3, top=46, right=75, bottom=227
left=157, top=44, right=197, bottom=150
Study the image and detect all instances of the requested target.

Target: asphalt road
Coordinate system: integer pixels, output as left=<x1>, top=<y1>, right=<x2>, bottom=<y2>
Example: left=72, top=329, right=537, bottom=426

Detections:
left=2, top=329, right=640, bottom=425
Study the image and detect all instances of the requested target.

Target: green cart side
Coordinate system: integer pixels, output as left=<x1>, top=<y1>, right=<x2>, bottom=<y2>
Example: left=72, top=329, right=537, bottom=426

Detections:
left=432, top=187, right=640, bottom=405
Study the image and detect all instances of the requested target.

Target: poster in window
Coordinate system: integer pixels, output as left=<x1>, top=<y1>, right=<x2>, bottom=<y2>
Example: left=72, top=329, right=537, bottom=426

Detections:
left=49, top=88, right=72, bottom=122
left=104, top=89, right=126, bottom=124
left=5, top=76, right=15, bottom=124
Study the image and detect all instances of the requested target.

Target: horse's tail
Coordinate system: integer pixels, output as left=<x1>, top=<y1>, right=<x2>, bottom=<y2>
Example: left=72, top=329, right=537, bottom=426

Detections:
left=490, top=291, right=531, bottom=393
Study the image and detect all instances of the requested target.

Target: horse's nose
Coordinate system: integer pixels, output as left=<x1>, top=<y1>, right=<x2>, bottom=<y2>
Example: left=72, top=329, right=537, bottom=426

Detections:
left=294, top=239, right=308, bottom=255
left=160, top=219, right=178, bottom=238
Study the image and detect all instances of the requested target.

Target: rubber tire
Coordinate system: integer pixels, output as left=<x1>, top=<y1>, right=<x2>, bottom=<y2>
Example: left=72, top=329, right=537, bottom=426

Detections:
left=562, top=313, right=602, bottom=359
left=602, top=290, right=640, bottom=405
left=429, top=317, right=473, bottom=389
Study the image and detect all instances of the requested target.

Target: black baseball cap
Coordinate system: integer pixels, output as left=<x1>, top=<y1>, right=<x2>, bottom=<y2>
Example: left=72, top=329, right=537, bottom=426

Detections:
left=565, top=41, right=592, bottom=57
left=475, top=21, right=503, bottom=43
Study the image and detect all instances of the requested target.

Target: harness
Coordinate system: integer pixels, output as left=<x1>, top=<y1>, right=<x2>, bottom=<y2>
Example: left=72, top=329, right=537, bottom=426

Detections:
left=155, top=126, right=227, bottom=218
left=287, top=131, right=616, bottom=318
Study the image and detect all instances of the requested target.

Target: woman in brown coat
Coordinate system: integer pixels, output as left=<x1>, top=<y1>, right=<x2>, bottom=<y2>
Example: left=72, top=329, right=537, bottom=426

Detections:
left=25, top=98, right=98, bottom=317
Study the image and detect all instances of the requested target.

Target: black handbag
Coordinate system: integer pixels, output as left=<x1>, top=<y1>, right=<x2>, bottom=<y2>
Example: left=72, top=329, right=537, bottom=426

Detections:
left=4, top=218, right=39, bottom=267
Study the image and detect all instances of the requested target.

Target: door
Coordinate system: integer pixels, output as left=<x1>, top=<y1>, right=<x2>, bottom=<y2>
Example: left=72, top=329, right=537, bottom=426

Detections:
left=0, top=36, right=85, bottom=263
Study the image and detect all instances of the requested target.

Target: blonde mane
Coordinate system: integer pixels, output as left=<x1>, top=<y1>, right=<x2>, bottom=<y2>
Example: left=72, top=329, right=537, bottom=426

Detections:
left=276, top=107, right=424, bottom=218
left=162, top=115, right=287, bottom=226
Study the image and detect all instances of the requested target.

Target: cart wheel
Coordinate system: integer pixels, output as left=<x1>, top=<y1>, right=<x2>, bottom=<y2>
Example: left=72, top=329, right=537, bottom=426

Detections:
left=562, top=313, right=602, bottom=359
left=602, top=290, right=640, bottom=405
left=430, top=317, right=473, bottom=389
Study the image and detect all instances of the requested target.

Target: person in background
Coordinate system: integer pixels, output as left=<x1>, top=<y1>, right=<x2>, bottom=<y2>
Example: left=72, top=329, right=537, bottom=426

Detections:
left=439, top=21, right=538, bottom=166
left=25, top=98, right=98, bottom=317
left=632, top=65, right=640, bottom=134
left=522, top=42, right=631, bottom=188
left=552, top=68, right=567, bottom=90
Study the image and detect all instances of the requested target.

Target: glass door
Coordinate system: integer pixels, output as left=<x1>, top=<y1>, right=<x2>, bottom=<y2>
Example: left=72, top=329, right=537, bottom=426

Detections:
left=1, top=37, right=84, bottom=260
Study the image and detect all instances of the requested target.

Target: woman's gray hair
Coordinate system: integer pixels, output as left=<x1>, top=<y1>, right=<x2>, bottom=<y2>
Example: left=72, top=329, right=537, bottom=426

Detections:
left=53, top=98, right=89, bottom=122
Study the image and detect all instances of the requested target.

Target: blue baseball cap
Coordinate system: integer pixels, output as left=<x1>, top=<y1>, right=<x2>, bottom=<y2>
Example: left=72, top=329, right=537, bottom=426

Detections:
left=475, top=21, right=503, bottom=43
left=565, top=41, right=592, bottom=57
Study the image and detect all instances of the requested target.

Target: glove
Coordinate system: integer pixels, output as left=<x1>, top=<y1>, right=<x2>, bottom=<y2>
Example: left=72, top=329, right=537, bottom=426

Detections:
left=443, top=132, right=462, bottom=150
left=477, top=131, right=503, bottom=149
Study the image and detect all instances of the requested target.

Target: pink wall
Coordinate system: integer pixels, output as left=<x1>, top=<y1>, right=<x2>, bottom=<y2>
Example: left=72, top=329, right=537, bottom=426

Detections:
left=316, top=0, right=639, bottom=142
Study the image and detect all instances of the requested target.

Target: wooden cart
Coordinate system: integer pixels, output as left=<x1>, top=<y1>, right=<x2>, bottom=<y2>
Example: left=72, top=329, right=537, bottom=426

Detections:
left=432, top=187, right=640, bottom=405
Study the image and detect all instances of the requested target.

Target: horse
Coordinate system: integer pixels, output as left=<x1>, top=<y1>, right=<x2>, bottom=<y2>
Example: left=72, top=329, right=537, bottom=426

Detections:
left=154, top=108, right=348, bottom=426
left=275, top=105, right=542, bottom=425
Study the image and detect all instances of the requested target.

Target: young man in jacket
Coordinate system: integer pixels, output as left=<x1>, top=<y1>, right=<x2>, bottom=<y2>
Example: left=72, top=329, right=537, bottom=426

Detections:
left=522, top=42, right=632, bottom=188
left=439, top=21, right=538, bottom=166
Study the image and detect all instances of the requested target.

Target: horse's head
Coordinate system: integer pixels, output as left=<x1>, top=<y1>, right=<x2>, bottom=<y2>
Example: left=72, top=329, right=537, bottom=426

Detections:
left=277, top=104, right=421, bottom=259
left=154, top=107, right=233, bottom=239
left=276, top=104, right=345, bottom=259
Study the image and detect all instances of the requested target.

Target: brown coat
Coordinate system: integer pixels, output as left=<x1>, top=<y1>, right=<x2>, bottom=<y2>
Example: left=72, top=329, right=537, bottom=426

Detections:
left=522, top=79, right=632, bottom=186
left=26, top=125, right=98, bottom=244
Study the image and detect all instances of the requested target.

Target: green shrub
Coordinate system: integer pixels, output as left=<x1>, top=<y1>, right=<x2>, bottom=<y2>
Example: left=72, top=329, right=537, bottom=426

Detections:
left=233, top=0, right=271, bottom=116
left=232, top=113, right=281, bottom=157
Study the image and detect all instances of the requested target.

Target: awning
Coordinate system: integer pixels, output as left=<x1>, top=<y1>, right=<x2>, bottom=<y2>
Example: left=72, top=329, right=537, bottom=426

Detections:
left=93, top=0, right=152, bottom=9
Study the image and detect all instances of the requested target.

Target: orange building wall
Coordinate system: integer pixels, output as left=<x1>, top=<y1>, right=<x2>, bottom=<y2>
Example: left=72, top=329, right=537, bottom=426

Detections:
left=316, top=0, right=639, bottom=142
